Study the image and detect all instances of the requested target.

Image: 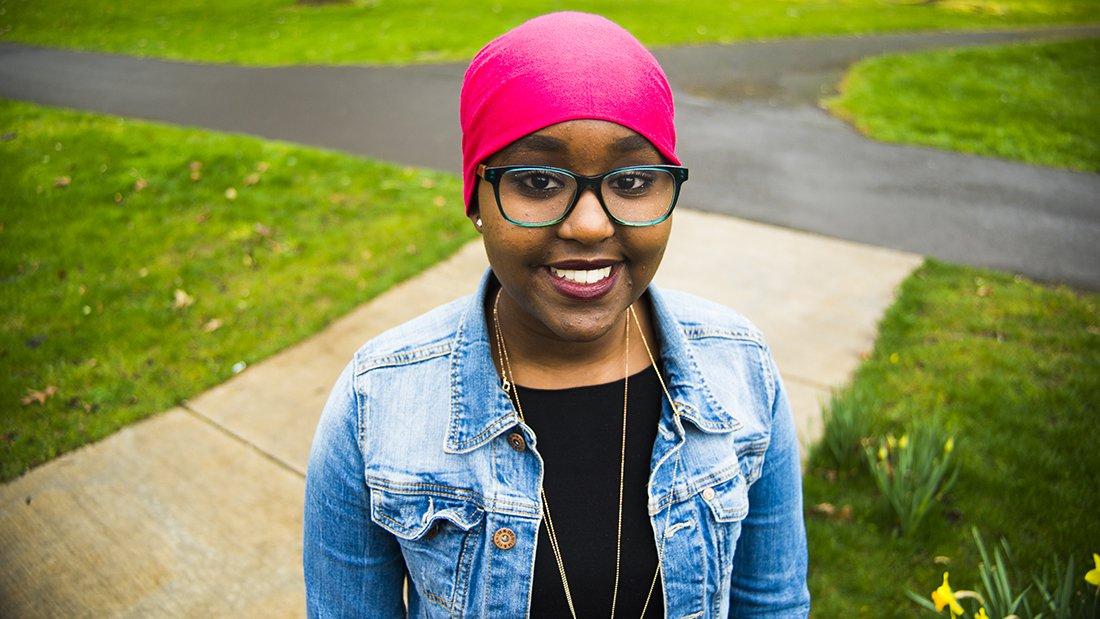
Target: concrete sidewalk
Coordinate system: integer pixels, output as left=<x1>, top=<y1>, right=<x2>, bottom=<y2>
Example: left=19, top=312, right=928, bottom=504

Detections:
left=0, top=209, right=921, bottom=616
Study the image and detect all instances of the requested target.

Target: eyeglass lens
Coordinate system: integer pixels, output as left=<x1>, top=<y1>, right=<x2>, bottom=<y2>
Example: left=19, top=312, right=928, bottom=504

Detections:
left=498, top=168, right=675, bottom=224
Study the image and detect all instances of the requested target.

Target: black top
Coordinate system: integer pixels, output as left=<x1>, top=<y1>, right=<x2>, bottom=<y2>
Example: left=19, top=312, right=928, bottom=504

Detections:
left=514, top=363, right=665, bottom=618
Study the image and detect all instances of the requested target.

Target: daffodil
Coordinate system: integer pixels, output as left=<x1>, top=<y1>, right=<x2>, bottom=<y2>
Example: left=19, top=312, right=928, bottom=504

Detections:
left=899, top=434, right=909, bottom=449
left=878, top=445, right=888, bottom=461
left=944, top=437, right=954, bottom=454
left=887, top=434, right=898, bottom=450
left=932, top=572, right=964, bottom=617
left=975, top=608, right=989, bottom=619
left=1086, top=552, right=1100, bottom=587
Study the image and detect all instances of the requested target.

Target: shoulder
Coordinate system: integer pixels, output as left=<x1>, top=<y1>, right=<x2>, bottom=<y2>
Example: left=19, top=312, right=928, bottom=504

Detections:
left=350, top=293, right=471, bottom=375
left=651, top=284, right=781, bottom=426
left=651, top=286, right=769, bottom=348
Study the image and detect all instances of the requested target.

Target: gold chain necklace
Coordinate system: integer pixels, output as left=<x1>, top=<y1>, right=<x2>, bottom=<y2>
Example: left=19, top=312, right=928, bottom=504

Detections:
left=491, top=288, right=683, bottom=619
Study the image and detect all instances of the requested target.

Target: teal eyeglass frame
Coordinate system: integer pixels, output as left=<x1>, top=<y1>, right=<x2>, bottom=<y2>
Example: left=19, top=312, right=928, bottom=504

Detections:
left=476, top=163, right=689, bottom=228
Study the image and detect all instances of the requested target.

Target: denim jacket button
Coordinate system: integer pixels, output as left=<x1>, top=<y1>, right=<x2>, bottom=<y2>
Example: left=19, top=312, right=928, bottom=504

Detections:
left=507, top=432, right=526, bottom=452
left=493, top=527, right=517, bottom=550
left=701, top=487, right=716, bottom=501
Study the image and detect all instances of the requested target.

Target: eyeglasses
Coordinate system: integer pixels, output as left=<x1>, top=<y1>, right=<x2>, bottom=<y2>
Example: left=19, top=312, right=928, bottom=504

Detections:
left=476, top=163, right=689, bottom=227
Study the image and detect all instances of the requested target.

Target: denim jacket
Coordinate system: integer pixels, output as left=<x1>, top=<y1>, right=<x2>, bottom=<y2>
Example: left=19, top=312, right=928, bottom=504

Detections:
left=303, top=268, right=810, bottom=617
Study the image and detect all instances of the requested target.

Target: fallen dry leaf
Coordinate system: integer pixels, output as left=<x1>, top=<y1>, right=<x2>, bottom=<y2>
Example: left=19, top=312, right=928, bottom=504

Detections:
left=203, top=318, right=223, bottom=332
left=133, top=178, right=148, bottom=192
left=189, top=160, right=203, bottom=172
left=224, top=187, right=238, bottom=201
left=253, top=223, right=272, bottom=237
left=432, top=195, right=446, bottom=207
left=243, top=173, right=261, bottom=186
left=173, top=288, right=194, bottom=309
left=21, top=385, right=58, bottom=406
left=256, top=161, right=269, bottom=173
left=810, top=502, right=852, bottom=522
left=54, top=176, right=71, bottom=188
left=934, top=555, right=951, bottom=565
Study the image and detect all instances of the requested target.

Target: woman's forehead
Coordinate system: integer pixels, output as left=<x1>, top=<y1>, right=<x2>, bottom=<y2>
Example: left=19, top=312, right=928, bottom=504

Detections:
left=492, top=120, right=660, bottom=163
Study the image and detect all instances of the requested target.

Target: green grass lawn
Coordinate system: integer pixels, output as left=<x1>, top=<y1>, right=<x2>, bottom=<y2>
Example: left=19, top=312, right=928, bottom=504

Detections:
left=804, top=259, right=1100, bottom=616
left=0, top=99, right=475, bottom=482
left=1, top=0, right=1098, bottom=65
left=823, top=37, right=1100, bottom=172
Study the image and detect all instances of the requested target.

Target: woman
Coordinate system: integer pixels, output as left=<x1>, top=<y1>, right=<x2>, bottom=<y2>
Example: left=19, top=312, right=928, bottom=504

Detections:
left=303, top=11, right=809, bottom=618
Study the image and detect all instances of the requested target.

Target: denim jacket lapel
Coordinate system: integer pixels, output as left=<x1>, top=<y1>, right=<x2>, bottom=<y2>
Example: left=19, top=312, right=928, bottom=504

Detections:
left=443, top=269, right=517, bottom=454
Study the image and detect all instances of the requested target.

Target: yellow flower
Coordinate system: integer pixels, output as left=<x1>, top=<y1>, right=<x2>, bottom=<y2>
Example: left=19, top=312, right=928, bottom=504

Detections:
left=887, top=434, right=898, bottom=450
left=976, top=608, right=989, bottom=619
left=944, top=437, right=955, bottom=454
left=878, top=445, right=888, bottom=461
left=1086, top=553, right=1100, bottom=587
left=899, top=434, right=909, bottom=449
left=932, top=572, right=964, bottom=617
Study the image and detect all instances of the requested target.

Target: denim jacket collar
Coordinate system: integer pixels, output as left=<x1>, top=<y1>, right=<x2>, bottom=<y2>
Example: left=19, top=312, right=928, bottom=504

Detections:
left=444, top=268, right=740, bottom=454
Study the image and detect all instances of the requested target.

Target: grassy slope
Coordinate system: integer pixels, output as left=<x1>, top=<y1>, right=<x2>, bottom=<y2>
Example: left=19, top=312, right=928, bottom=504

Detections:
left=0, top=99, right=475, bottom=481
left=824, top=36, right=1100, bottom=172
left=0, top=0, right=1098, bottom=65
left=804, top=259, right=1100, bottom=616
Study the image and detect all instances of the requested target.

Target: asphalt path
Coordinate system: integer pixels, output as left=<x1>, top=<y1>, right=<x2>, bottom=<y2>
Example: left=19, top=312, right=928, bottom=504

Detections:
left=1, top=25, right=1098, bottom=288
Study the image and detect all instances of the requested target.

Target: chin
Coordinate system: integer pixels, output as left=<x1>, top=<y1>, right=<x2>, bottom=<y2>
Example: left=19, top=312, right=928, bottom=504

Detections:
left=546, top=308, right=623, bottom=343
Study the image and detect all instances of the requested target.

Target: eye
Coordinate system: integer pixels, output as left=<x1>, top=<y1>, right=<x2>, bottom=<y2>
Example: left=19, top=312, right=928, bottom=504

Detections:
left=507, top=170, right=569, bottom=197
left=608, top=170, right=656, bottom=195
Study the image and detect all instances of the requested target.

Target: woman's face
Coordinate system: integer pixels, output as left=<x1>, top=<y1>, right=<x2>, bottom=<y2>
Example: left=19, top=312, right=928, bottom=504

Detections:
left=472, top=119, right=673, bottom=343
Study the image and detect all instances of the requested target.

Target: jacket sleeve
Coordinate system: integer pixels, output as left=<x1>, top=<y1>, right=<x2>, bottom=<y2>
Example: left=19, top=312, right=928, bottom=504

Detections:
left=728, top=349, right=811, bottom=617
left=303, top=359, right=406, bottom=617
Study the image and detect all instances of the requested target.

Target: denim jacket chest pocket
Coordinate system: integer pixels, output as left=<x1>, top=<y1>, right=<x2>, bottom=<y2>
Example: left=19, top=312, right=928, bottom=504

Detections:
left=658, top=467, right=751, bottom=619
left=368, top=487, right=485, bottom=615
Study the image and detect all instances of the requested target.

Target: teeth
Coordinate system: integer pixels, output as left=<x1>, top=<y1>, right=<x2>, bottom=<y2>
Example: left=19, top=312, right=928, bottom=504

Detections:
left=550, top=266, right=613, bottom=284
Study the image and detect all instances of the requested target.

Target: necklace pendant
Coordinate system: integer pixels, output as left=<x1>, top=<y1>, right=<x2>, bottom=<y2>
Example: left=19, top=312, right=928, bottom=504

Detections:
left=502, top=378, right=511, bottom=393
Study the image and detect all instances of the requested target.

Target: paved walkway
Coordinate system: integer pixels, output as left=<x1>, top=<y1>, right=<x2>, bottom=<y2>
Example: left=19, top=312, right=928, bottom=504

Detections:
left=0, top=209, right=923, bottom=615
left=2, top=24, right=1098, bottom=289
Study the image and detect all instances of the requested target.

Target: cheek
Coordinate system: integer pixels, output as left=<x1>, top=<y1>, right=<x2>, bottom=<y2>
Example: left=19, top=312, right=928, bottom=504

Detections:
left=624, top=227, right=671, bottom=281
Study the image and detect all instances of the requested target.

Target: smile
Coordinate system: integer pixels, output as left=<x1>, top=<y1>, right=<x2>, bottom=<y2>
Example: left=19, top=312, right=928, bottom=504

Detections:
left=543, top=262, right=622, bottom=300
left=549, top=266, right=613, bottom=284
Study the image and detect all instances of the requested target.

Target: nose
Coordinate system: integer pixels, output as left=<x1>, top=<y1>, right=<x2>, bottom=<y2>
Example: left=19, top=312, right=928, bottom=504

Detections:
left=558, top=187, right=614, bottom=244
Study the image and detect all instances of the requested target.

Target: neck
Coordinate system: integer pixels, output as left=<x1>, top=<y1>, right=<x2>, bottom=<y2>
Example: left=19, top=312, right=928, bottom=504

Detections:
left=488, top=283, right=657, bottom=389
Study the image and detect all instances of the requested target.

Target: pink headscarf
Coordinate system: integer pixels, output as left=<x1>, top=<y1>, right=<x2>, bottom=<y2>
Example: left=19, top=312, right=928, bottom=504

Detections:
left=459, top=11, right=680, bottom=216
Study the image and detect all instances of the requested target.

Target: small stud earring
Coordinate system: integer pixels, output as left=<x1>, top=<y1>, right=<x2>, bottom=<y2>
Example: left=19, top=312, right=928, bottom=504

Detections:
left=475, top=218, right=483, bottom=227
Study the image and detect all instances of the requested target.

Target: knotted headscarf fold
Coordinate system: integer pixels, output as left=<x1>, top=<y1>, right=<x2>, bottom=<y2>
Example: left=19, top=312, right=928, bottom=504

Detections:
left=459, top=11, right=680, bottom=215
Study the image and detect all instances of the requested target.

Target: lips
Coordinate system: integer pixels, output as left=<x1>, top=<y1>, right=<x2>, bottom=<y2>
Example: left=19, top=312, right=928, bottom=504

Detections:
left=543, top=262, right=622, bottom=300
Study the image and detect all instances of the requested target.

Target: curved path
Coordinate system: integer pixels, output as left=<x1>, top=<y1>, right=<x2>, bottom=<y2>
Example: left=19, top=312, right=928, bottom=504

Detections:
left=2, top=24, right=1098, bottom=289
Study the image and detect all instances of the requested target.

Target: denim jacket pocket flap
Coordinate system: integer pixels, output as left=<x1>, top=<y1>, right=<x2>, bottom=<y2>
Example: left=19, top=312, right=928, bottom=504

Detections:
left=700, top=475, right=750, bottom=523
left=369, top=488, right=484, bottom=541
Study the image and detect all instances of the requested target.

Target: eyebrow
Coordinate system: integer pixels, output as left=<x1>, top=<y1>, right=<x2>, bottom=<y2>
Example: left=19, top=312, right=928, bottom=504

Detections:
left=609, top=134, right=655, bottom=154
left=497, top=133, right=655, bottom=159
